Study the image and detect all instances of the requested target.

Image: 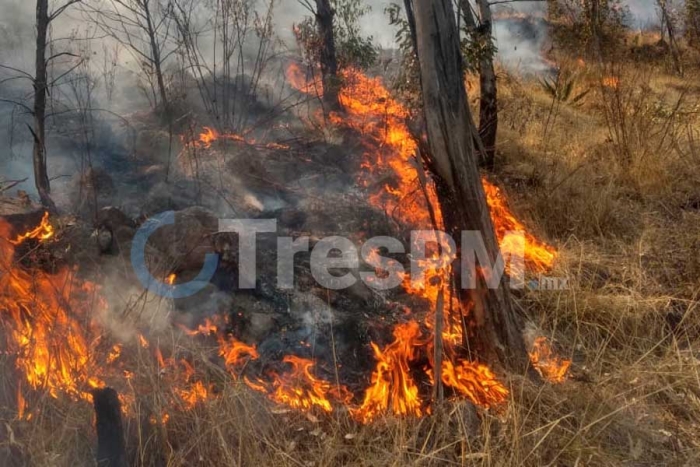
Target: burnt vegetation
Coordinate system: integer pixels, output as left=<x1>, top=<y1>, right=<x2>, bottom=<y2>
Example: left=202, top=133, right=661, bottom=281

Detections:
left=1, top=0, right=700, bottom=466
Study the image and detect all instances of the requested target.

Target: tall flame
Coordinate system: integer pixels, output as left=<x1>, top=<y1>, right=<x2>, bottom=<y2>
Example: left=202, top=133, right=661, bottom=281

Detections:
left=352, top=322, right=425, bottom=423
left=0, top=216, right=107, bottom=406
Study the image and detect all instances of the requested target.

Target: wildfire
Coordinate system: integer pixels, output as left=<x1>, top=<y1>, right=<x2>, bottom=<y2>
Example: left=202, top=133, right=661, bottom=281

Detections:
left=218, top=335, right=259, bottom=368
left=285, top=62, right=324, bottom=96
left=265, top=355, right=351, bottom=413
left=529, top=337, right=571, bottom=383
left=286, top=64, right=562, bottom=421
left=165, top=273, right=177, bottom=285
left=183, top=126, right=289, bottom=151
left=483, top=180, right=557, bottom=274
left=2, top=63, right=566, bottom=427
left=194, top=127, right=245, bottom=149
left=440, top=360, right=510, bottom=407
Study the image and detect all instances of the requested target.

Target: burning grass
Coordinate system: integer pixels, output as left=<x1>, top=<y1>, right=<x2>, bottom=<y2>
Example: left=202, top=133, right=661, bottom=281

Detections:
left=2, top=195, right=699, bottom=466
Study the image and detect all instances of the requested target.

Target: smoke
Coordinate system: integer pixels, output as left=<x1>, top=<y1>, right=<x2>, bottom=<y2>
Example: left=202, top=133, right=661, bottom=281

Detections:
left=0, top=0, right=673, bottom=205
left=491, top=1, right=550, bottom=74
left=626, top=0, right=661, bottom=29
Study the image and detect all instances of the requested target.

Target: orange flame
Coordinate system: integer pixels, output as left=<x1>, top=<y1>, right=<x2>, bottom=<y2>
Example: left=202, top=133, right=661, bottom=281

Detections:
left=483, top=180, right=557, bottom=274
left=602, top=76, right=620, bottom=89
left=285, top=62, right=324, bottom=96
left=1, top=215, right=107, bottom=404
left=440, top=360, right=510, bottom=407
left=173, top=360, right=212, bottom=409
left=529, top=337, right=571, bottom=383
left=3, top=65, right=565, bottom=426
left=286, top=65, right=560, bottom=421
left=180, top=317, right=220, bottom=337
left=352, top=322, right=424, bottom=423
left=218, top=335, right=259, bottom=368
left=165, top=273, right=177, bottom=286
left=265, top=355, right=351, bottom=413
left=10, top=212, right=54, bottom=245
left=183, top=126, right=289, bottom=151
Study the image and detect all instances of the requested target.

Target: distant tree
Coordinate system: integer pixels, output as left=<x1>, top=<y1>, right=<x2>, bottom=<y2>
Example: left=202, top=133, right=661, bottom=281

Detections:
left=328, top=0, right=378, bottom=69
left=85, top=0, right=176, bottom=111
left=547, top=0, right=628, bottom=58
left=685, top=0, right=700, bottom=49
left=32, top=0, right=83, bottom=210
left=385, top=2, right=421, bottom=111
left=459, top=0, right=498, bottom=169
left=657, top=0, right=683, bottom=75
left=315, top=0, right=341, bottom=109
left=171, top=0, right=278, bottom=130
left=294, top=0, right=379, bottom=109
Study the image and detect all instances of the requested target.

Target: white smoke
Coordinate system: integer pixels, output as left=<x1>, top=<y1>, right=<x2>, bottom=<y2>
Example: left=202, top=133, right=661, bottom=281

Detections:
left=626, top=0, right=661, bottom=29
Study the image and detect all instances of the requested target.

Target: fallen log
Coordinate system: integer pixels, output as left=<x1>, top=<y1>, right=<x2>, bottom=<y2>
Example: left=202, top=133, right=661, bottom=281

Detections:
left=92, top=387, right=126, bottom=467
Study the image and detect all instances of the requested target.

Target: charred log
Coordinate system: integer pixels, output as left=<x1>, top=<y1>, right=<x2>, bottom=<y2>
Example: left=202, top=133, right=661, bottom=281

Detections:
left=92, top=387, right=126, bottom=467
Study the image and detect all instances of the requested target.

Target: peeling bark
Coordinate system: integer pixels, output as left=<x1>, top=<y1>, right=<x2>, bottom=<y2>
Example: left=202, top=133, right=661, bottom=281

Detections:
left=406, top=0, right=529, bottom=372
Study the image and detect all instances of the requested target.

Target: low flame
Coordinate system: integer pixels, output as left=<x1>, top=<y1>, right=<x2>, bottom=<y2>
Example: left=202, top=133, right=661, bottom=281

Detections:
left=440, top=360, right=510, bottom=407
left=165, top=273, right=177, bottom=286
left=285, top=62, right=324, bottom=96
left=483, top=181, right=557, bottom=274
left=602, top=76, right=620, bottom=89
left=183, top=126, right=289, bottom=151
left=10, top=211, right=54, bottom=245
left=265, top=355, right=351, bottom=413
left=529, top=337, right=571, bottom=383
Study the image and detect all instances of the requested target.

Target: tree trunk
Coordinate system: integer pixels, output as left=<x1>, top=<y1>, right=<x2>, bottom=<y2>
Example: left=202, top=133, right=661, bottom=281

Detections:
left=315, top=0, right=340, bottom=110
left=406, top=0, right=529, bottom=372
left=143, top=0, right=169, bottom=110
left=458, top=0, right=498, bottom=169
left=658, top=0, right=683, bottom=75
left=33, top=0, right=55, bottom=210
left=476, top=0, right=498, bottom=169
